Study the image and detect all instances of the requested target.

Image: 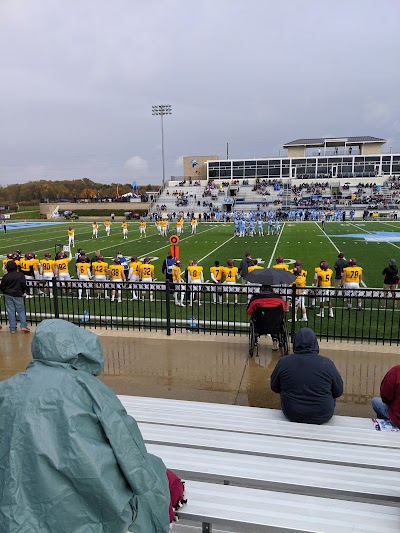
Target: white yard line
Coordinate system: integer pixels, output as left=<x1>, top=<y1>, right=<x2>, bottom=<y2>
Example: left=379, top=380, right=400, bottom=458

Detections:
left=377, top=220, right=400, bottom=230
left=198, top=236, right=235, bottom=263
left=315, top=221, right=342, bottom=255
left=140, top=225, right=218, bottom=260
left=347, top=222, right=400, bottom=252
left=267, top=222, right=285, bottom=267
left=316, top=222, right=367, bottom=287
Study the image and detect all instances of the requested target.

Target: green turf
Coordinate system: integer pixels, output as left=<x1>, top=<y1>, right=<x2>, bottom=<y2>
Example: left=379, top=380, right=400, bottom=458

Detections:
left=3, top=219, right=400, bottom=344
left=2, top=219, right=399, bottom=288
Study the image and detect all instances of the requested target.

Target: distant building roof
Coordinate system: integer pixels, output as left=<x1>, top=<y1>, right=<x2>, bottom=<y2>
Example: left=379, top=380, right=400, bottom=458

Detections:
left=283, top=136, right=386, bottom=147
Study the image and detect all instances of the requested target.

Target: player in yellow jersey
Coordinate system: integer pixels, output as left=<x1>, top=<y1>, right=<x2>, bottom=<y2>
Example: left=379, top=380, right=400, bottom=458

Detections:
left=176, top=217, right=184, bottom=236
left=92, top=222, right=99, bottom=239
left=315, top=261, right=334, bottom=318
left=68, top=227, right=75, bottom=247
left=19, top=253, right=35, bottom=298
left=2, top=253, right=13, bottom=274
left=311, top=261, right=324, bottom=308
left=172, top=260, right=185, bottom=306
left=187, top=259, right=203, bottom=306
left=139, top=257, right=155, bottom=301
left=139, top=220, right=147, bottom=238
left=76, top=255, right=92, bottom=300
left=155, top=219, right=162, bottom=235
left=191, top=218, right=197, bottom=234
left=161, top=219, right=168, bottom=237
left=104, top=219, right=111, bottom=237
left=210, top=260, right=223, bottom=304
left=290, top=266, right=308, bottom=322
left=39, top=253, right=56, bottom=297
left=247, top=259, right=263, bottom=273
left=109, top=258, right=125, bottom=302
left=223, top=259, right=239, bottom=305
left=128, top=255, right=142, bottom=300
left=121, top=221, right=128, bottom=239
left=55, top=251, right=71, bottom=293
left=91, top=254, right=109, bottom=299
left=341, top=258, right=363, bottom=310
left=273, top=256, right=289, bottom=270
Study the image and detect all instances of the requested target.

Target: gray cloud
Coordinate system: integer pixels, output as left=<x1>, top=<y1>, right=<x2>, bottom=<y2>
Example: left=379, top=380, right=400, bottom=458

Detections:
left=0, top=0, right=399, bottom=186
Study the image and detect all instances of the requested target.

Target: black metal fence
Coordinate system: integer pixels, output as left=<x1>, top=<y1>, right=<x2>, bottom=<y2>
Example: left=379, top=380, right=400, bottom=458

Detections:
left=1, top=279, right=400, bottom=345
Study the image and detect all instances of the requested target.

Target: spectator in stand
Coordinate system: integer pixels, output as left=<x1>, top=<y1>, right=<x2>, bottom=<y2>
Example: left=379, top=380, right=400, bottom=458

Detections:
left=271, top=328, right=343, bottom=424
left=0, top=260, right=30, bottom=333
left=0, top=319, right=171, bottom=531
left=381, top=259, right=399, bottom=308
left=372, top=365, right=400, bottom=428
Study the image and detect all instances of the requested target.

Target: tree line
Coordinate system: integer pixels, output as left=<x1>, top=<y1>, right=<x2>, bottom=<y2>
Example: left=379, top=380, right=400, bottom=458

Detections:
left=0, top=179, right=160, bottom=205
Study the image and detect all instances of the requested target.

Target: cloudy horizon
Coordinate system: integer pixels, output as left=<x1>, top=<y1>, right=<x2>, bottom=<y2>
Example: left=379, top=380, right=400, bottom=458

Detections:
left=1, top=0, right=399, bottom=186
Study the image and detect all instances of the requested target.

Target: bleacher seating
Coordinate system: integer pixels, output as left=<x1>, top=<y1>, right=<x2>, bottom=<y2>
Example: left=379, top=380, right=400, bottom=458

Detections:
left=152, top=175, right=398, bottom=216
left=119, top=395, right=400, bottom=532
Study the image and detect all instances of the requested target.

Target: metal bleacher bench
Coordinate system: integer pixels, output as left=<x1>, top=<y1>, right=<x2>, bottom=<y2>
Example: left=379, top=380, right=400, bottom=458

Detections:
left=118, top=395, right=400, bottom=533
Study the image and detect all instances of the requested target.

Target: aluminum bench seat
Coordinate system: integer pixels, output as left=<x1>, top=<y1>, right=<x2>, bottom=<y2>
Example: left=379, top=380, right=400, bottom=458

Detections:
left=119, top=396, right=399, bottom=449
left=147, top=443, right=400, bottom=504
left=118, top=395, right=374, bottom=429
left=139, top=423, right=400, bottom=471
left=178, top=481, right=400, bottom=533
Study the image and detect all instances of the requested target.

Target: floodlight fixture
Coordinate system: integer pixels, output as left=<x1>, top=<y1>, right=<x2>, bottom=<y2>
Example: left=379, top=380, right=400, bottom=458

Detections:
left=152, top=104, right=172, bottom=186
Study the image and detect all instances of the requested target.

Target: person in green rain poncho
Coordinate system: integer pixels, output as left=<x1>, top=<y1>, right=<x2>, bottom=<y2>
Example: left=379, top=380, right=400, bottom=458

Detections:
left=0, top=319, right=170, bottom=533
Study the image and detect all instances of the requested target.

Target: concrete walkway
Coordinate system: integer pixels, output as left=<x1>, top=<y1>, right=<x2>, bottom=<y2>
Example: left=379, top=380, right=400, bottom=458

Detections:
left=1, top=327, right=398, bottom=418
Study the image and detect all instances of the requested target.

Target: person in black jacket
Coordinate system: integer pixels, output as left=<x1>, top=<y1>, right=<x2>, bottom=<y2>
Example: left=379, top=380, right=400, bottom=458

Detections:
left=238, top=252, right=254, bottom=285
left=333, top=252, right=348, bottom=288
left=270, top=328, right=343, bottom=424
left=382, top=258, right=398, bottom=308
left=0, top=260, right=30, bottom=333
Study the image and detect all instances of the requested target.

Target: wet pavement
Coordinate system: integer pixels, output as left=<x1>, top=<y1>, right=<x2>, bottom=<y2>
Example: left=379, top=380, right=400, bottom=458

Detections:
left=0, top=328, right=398, bottom=419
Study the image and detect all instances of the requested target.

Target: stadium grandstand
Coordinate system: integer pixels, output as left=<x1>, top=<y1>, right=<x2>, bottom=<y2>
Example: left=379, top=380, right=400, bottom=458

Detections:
left=152, top=136, right=400, bottom=216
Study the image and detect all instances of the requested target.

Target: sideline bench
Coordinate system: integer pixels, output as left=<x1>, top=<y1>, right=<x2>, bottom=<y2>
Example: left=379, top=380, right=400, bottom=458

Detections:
left=118, top=396, right=400, bottom=532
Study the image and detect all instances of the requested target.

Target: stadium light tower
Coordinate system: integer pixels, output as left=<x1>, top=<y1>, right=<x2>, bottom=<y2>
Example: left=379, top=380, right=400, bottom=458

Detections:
left=152, top=104, right=172, bottom=187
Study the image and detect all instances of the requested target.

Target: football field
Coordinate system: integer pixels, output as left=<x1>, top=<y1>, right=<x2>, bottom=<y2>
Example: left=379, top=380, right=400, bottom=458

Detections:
left=2, top=219, right=400, bottom=288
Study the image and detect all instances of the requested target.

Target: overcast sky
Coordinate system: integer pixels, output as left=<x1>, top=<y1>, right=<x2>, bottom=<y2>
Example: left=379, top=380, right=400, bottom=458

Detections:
left=0, top=0, right=399, bottom=186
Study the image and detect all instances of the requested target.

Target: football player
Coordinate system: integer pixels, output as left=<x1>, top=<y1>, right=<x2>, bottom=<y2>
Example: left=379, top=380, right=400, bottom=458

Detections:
left=91, top=222, right=99, bottom=239
left=210, top=260, right=223, bottom=304
left=187, top=258, right=203, bottom=306
left=172, top=260, right=185, bottom=307
left=223, top=259, right=239, bottom=305
left=128, top=256, right=142, bottom=300
left=39, top=253, right=56, bottom=298
left=109, top=257, right=125, bottom=302
left=316, top=261, right=334, bottom=318
left=76, top=255, right=92, bottom=300
left=341, top=258, right=363, bottom=310
left=139, top=257, right=155, bottom=301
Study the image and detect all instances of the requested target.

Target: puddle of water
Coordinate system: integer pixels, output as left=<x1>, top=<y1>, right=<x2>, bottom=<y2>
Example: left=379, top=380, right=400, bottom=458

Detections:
left=1, top=332, right=398, bottom=418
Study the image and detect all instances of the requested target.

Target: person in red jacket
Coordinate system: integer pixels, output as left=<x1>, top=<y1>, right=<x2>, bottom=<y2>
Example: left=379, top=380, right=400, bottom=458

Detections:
left=372, top=365, right=400, bottom=428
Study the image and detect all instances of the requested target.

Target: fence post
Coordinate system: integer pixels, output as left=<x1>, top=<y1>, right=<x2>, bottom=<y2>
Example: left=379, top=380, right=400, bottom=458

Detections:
left=165, top=280, right=171, bottom=336
left=52, top=277, right=60, bottom=318
left=290, top=283, right=296, bottom=342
